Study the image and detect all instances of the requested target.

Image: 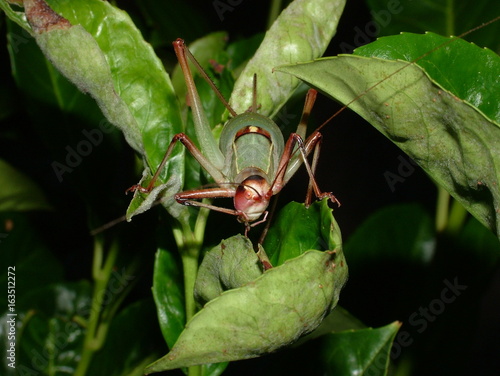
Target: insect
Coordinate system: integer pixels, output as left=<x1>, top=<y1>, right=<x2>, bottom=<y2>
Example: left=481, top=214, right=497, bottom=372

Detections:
left=127, top=39, right=339, bottom=234
left=121, top=15, right=499, bottom=237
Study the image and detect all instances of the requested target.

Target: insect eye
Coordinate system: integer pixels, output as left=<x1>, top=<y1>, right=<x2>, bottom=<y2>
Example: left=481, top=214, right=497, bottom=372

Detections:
left=244, top=189, right=253, bottom=200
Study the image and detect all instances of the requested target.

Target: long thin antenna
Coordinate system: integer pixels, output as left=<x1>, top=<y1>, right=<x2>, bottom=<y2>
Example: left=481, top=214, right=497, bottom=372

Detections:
left=315, top=15, right=500, bottom=133
left=252, top=74, right=258, bottom=112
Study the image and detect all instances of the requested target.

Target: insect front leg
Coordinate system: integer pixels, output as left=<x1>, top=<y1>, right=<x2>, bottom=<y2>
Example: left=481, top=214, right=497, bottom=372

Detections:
left=271, top=131, right=339, bottom=208
left=302, top=131, right=340, bottom=207
left=176, top=188, right=268, bottom=236
left=126, top=133, right=226, bottom=194
left=269, top=89, right=339, bottom=207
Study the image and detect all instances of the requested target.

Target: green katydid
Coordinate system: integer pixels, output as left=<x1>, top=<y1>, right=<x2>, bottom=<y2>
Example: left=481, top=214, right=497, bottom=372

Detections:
left=126, top=16, right=500, bottom=237
left=127, top=39, right=339, bottom=234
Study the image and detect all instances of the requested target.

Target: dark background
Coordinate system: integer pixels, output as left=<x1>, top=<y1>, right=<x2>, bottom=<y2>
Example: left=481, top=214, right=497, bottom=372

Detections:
left=1, top=1, right=499, bottom=375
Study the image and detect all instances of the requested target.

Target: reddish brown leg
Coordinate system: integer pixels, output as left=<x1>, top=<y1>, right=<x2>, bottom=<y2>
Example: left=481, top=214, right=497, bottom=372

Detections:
left=269, top=89, right=339, bottom=207
left=175, top=187, right=268, bottom=235
left=176, top=187, right=239, bottom=216
left=126, top=133, right=225, bottom=194
left=303, top=132, right=340, bottom=207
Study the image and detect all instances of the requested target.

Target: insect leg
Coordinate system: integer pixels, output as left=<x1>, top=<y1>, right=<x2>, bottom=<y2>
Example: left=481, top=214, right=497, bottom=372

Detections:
left=126, top=133, right=226, bottom=194
left=269, top=88, right=338, bottom=205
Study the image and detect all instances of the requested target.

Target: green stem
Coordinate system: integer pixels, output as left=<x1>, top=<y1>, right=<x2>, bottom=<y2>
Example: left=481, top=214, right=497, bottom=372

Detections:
left=435, top=185, right=468, bottom=236
left=445, top=0, right=455, bottom=36
left=172, top=207, right=209, bottom=376
left=74, top=238, right=118, bottom=376
left=435, top=186, right=450, bottom=233
left=446, top=199, right=468, bottom=235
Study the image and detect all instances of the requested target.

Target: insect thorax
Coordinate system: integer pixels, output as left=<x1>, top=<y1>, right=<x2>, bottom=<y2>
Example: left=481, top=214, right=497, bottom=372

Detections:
left=219, top=112, right=284, bottom=179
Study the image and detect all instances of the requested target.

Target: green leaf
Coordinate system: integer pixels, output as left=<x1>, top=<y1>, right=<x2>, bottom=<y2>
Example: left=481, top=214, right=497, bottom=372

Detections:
left=296, top=306, right=366, bottom=346
left=43, top=0, right=184, bottom=215
left=230, top=0, right=347, bottom=117
left=87, top=299, right=163, bottom=376
left=264, top=199, right=342, bottom=266
left=0, top=159, right=52, bottom=211
left=0, top=0, right=30, bottom=31
left=151, top=247, right=185, bottom=350
left=46, top=0, right=184, bottom=170
left=194, top=234, right=263, bottom=306
left=22, top=0, right=142, bottom=153
left=321, top=322, right=401, bottom=376
left=345, top=204, right=435, bottom=265
left=2, top=0, right=186, bottom=219
left=6, top=281, right=92, bottom=376
left=145, top=246, right=348, bottom=373
left=355, top=33, right=500, bottom=123
left=277, top=33, right=500, bottom=238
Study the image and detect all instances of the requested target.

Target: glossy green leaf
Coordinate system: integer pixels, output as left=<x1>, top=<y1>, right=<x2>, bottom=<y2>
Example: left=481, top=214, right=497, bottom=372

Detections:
left=43, top=0, right=184, bottom=218
left=6, top=19, right=105, bottom=127
left=145, top=246, right=348, bottom=373
left=1, top=0, right=186, bottom=219
left=264, top=199, right=342, bottom=266
left=151, top=247, right=185, bottom=350
left=277, top=33, right=500, bottom=238
left=230, top=0, right=346, bottom=117
left=321, top=322, right=401, bottom=376
left=22, top=0, right=142, bottom=153
left=0, top=0, right=30, bottom=31
left=194, top=235, right=263, bottom=306
left=0, top=159, right=52, bottom=211
left=355, top=33, right=500, bottom=123
left=45, top=0, right=184, bottom=173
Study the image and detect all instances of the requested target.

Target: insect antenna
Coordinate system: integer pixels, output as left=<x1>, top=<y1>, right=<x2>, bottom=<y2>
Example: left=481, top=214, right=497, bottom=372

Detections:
left=313, top=15, right=500, bottom=135
left=251, top=74, right=258, bottom=113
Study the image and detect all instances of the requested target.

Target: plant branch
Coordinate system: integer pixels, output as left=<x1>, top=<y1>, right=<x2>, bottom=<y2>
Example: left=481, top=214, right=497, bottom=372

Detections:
left=74, top=238, right=118, bottom=376
left=435, top=186, right=450, bottom=233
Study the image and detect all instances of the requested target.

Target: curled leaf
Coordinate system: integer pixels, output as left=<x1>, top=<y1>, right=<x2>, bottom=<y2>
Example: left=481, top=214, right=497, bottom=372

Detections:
left=194, top=235, right=263, bottom=306
left=145, top=244, right=348, bottom=373
left=264, top=199, right=342, bottom=266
